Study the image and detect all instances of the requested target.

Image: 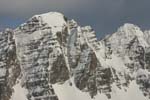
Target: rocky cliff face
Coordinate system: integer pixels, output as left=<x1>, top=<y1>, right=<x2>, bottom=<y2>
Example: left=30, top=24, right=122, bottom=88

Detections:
left=0, top=29, right=21, bottom=100
left=0, top=12, right=150, bottom=100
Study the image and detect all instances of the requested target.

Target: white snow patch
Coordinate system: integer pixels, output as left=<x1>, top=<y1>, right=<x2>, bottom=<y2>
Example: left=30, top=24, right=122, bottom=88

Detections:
left=53, top=78, right=108, bottom=100
left=126, top=81, right=148, bottom=100
left=110, top=81, right=148, bottom=100
left=35, top=12, right=66, bottom=33
left=0, top=68, right=6, bottom=77
left=53, top=78, right=148, bottom=100
left=10, top=80, right=28, bottom=100
left=106, top=54, right=127, bottom=72
left=136, top=69, right=150, bottom=80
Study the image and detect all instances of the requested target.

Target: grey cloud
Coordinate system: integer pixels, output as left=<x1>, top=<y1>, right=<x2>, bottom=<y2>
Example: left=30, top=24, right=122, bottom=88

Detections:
left=0, top=0, right=92, bottom=16
left=0, top=0, right=126, bottom=17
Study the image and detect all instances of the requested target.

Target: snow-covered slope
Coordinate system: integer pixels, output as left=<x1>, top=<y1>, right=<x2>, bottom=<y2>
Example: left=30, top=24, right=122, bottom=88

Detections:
left=0, top=12, right=150, bottom=100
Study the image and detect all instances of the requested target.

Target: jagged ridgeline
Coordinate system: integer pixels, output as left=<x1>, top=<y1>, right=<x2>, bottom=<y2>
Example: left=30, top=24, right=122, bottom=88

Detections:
left=0, top=12, right=150, bottom=100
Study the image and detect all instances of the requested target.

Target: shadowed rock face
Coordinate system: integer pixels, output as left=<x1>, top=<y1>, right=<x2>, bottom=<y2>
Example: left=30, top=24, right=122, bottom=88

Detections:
left=0, top=13, right=150, bottom=100
left=50, top=54, right=69, bottom=84
left=0, top=29, right=21, bottom=100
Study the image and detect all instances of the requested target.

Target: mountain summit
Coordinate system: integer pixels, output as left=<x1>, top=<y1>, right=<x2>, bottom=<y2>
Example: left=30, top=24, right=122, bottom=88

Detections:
left=0, top=12, right=150, bottom=100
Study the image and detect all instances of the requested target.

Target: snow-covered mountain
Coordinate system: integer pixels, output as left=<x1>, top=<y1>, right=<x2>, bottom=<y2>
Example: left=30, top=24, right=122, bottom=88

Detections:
left=0, top=12, right=150, bottom=100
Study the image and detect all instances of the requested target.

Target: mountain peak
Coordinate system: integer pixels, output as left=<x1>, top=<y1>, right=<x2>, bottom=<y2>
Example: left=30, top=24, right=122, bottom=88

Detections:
left=34, top=12, right=67, bottom=28
left=117, top=23, right=141, bottom=36
left=103, top=23, right=149, bottom=55
left=1, top=12, right=150, bottom=100
left=121, top=23, right=139, bottom=29
left=118, top=23, right=148, bottom=47
left=104, top=23, right=143, bottom=41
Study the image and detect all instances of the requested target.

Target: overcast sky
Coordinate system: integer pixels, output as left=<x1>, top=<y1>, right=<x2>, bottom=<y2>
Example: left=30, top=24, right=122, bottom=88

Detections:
left=0, top=0, right=150, bottom=38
